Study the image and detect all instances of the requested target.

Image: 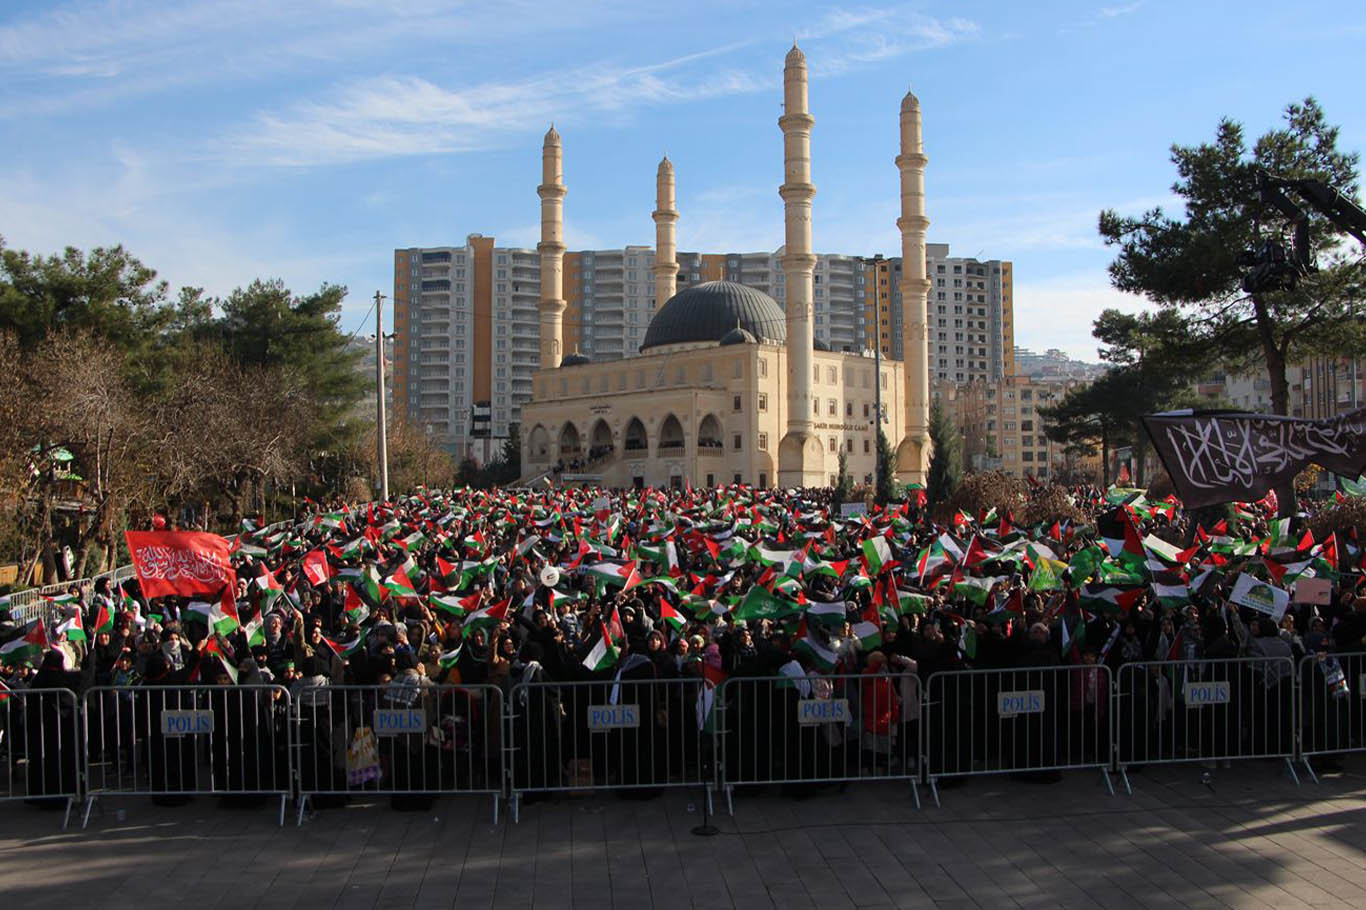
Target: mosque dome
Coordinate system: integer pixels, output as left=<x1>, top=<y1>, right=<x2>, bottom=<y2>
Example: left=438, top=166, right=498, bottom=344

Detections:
left=718, top=325, right=757, bottom=346
left=641, top=281, right=786, bottom=351
left=560, top=350, right=591, bottom=367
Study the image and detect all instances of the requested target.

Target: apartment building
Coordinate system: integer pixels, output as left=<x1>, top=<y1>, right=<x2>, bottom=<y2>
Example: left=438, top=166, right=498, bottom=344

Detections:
left=948, top=374, right=1089, bottom=481
left=396, top=239, right=1014, bottom=456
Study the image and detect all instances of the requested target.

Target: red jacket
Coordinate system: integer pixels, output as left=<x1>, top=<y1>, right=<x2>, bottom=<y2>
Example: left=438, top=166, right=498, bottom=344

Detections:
left=861, top=669, right=899, bottom=734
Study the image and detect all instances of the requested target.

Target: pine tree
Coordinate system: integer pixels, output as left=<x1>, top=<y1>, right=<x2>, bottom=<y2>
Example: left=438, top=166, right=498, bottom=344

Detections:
left=874, top=429, right=897, bottom=506
left=927, top=403, right=962, bottom=508
left=834, top=449, right=853, bottom=505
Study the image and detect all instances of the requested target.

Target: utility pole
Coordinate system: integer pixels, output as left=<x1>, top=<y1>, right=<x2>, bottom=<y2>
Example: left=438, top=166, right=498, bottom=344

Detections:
left=375, top=291, right=390, bottom=502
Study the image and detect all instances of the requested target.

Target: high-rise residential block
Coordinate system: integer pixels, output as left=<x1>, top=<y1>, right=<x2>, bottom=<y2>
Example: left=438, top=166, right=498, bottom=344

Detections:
left=395, top=237, right=1013, bottom=458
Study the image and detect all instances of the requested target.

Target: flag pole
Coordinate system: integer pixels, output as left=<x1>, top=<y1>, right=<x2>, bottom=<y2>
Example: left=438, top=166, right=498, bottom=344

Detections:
left=375, top=290, right=390, bottom=503
left=690, top=782, right=718, bottom=837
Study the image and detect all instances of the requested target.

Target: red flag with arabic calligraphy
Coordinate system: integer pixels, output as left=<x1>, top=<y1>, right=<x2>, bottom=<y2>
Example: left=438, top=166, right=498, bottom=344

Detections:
left=125, top=531, right=236, bottom=599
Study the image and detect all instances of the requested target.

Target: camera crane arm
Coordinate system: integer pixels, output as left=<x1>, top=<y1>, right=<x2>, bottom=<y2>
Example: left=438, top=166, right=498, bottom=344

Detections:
left=1241, top=171, right=1366, bottom=293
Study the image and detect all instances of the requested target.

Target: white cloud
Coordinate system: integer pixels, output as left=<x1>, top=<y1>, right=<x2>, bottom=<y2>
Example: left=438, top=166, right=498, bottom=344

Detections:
left=1099, top=2, right=1144, bottom=18
left=0, top=0, right=644, bottom=117
left=224, top=6, right=978, bottom=168
left=1060, top=0, right=1145, bottom=33
left=1012, top=270, right=1155, bottom=361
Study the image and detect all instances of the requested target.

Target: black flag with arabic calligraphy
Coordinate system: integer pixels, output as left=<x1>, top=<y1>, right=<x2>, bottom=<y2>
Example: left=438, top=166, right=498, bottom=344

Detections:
left=1143, top=409, right=1366, bottom=508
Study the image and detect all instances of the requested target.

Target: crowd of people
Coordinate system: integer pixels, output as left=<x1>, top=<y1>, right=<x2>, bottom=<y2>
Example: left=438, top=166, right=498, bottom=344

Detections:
left=2, top=480, right=1364, bottom=805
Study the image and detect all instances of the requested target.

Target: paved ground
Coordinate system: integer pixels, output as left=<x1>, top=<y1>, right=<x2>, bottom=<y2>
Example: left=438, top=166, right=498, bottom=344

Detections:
left=2, top=760, right=1365, bottom=909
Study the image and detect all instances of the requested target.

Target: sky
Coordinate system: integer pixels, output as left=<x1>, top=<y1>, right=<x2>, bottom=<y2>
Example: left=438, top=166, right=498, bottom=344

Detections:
left=1, top=0, right=1362, bottom=361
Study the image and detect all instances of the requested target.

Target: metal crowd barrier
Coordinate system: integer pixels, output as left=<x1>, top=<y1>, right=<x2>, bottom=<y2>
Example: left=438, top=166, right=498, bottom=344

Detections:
left=922, top=665, right=1115, bottom=805
left=715, top=671, right=922, bottom=814
left=1114, top=657, right=1299, bottom=792
left=7, top=565, right=137, bottom=611
left=506, top=676, right=711, bottom=822
left=82, top=684, right=293, bottom=827
left=292, top=683, right=504, bottom=826
left=0, top=687, right=81, bottom=828
left=1296, top=650, right=1366, bottom=782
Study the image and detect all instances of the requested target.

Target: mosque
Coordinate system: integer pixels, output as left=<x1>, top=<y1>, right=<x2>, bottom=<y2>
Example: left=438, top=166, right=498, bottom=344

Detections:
left=519, top=45, right=931, bottom=490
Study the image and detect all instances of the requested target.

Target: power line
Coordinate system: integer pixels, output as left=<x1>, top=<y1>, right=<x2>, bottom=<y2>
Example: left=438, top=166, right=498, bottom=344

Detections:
left=345, top=296, right=379, bottom=344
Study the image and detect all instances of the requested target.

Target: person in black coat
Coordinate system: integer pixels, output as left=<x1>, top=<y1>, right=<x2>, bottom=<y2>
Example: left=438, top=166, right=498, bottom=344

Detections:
left=23, top=650, right=82, bottom=803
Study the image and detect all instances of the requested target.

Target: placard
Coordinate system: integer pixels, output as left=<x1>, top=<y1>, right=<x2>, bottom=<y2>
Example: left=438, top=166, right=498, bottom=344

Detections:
left=997, top=690, right=1045, bottom=716
left=587, top=704, right=639, bottom=730
left=1229, top=573, right=1289, bottom=621
left=1183, top=680, right=1230, bottom=706
left=797, top=698, right=850, bottom=724
left=1293, top=577, right=1333, bottom=605
left=161, top=709, right=214, bottom=736
left=373, top=708, right=426, bottom=735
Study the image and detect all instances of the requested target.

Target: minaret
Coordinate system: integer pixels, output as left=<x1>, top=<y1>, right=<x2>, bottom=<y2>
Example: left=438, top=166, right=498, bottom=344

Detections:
left=537, top=126, right=567, bottom=368
left=896, top=91, right=931, bottom=481
left=652, top=156, right=678, bottom=307
left=777, top=43, right=822, bottom=486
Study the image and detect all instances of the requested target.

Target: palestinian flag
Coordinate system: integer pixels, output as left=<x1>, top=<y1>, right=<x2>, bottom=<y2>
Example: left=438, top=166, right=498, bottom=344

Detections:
left=851, top=602, right=883, bottom=649
left=90, top=601, right=115, bottom=636
left=915, top=539, right=952, bottom=582
left=462, top=597, right=511, bottom=634
left=950, top=575, right=999, bottom=607
left=893, top=587, right=930, bottom=615
left=438, top=644, right=463, bottom=670
left=315, top=512, right=348, bottom=532
left=956, top=619, right=977, bottom=659
left=397, top=530, right=427, bottom=553
left=56, top=610, right=86, bottom=642
left=804, top=556, right=850, bottom=579
left=793, top=620, right=838, bottom=672
left=0, top=620, right=48, bottom=666
left=696, top=662, right=727, bottom=733
left=583, top=560, right=636, bottom=595
left=1061, top=613, right=1087, bottom=658
left=546, top=588, right=584, bottom=611
left=456, top=558, right=498, bottom=591
left=1079, top=583, right=1142, bottom=618
left=1097, top=508, right=1145, bottom=568
left=658, top=597, right=686, bottom=633
left=242, top=610, right=266, bottom=648
left=196, top=635, right=238, bottom=684
left=515, top=534, right=543, bottom=561
left=582, top=608, right=623, bottom=672
left=338, top=535, right=369, bottom=558
left=382, top=565, right=419, bottom=599
left=804, top=599, right=848, bottom=631
left=862, top=536, right=893, bottom=576
left=1151, top=581, right=1190, bottom=609
left=636, top=539, right=679, bottom=572
left=431, top=592, right=477, bottom=618
left=734, top=585, right=802, bottom=622
left=255, top=562, right=284, bottom=596
left=184, top=592, right=240, bottom=636
left=322, top=627, right=367, bottom=659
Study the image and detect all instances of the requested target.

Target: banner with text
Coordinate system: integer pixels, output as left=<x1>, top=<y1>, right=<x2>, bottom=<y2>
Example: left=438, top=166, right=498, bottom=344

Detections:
left=1143, top=409, right=1366, bottom=508
left=125, top=530, right=236, bottom=599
